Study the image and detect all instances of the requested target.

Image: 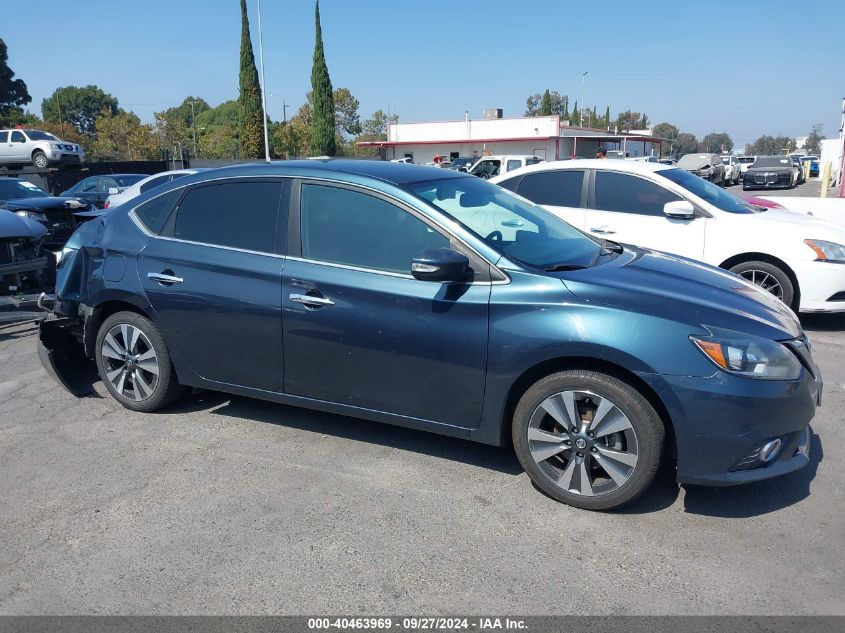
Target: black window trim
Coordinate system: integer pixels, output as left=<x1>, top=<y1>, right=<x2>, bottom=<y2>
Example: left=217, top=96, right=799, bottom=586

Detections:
left=287, top=177, right=507, bottom=284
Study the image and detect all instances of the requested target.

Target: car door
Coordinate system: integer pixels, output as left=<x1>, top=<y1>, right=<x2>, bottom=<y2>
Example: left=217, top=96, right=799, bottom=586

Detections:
left=68, top=176, right=100, bottom=203
left=137, top=178, right=289, bottom=391
left=9, top=130, right=27, bottom=161
left=584, top=170, right=706, bottom=259
left=0, top=131, right=10, bottom=161
left=504, top=168, right=588, bottom=230
left=281, top=181, right=490, bottom=428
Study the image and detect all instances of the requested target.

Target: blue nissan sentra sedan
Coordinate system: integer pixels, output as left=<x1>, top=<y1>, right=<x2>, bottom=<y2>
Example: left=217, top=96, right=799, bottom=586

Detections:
left=37, top=160, right=821, bottom=510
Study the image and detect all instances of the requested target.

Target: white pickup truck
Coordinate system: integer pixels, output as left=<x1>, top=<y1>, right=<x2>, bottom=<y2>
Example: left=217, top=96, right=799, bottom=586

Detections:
left=469, top=155, right=544, bottom=179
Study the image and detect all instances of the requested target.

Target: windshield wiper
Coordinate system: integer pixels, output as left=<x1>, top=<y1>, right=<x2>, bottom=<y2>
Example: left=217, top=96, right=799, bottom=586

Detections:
left=541, top=263, right=587, bottom=272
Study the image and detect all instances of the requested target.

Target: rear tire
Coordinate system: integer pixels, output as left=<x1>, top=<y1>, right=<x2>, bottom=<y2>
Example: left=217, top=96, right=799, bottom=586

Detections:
left=95, top=311, right=184, bottom=412
left=32, top=150, right=48, bottom=170
left=729, top=260, right=796, bottom=310
left=512, top=370, right=664, bottom=511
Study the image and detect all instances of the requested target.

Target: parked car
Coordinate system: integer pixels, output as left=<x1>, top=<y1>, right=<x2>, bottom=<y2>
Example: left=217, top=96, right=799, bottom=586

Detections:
left=38, top=161, right=820, bottom=511
left=0, top=178, right=96, bottom=249
left=0, top=128, right=85, bottom=169
left=737, top=155, right=756, bottom=177
left=625, top=156, right=659, bottom=163
left=61, top=174, right=147, bottom=209
left=676, top=153, right=726, bottom=185
left=492, top=159, right=845, bottom=313
left=800, top=155, right=820, bottom=177
left=789, top=155, right=806, bottom=185
left=743, top=155, right=796, bottom=190
left=449, top=157, right=479, bottom=172
left=658, top=158, right=676, bottom=166
left=469, top=155, right=544, bottom=179
left=104, top=169, right=207, bottom=209
left=721, top=155, right=741, bottom=186
left=0, top=208, right=51, bottom=293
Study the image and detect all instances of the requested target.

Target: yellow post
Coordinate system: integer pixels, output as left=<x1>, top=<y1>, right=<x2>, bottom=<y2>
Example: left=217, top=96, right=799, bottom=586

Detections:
left=805, top=160, right=811, bottom=180
left=820, top=162, right=831, bottom=198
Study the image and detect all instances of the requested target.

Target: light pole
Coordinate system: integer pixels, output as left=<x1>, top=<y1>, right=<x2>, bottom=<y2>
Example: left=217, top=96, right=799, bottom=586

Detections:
left=55, top=89, right=65, bottom=138
left=580, top=71, right=588, bottom=127
left=269, top=94, right=290, bottom=123
left=256, top=0, right=271, bottom=162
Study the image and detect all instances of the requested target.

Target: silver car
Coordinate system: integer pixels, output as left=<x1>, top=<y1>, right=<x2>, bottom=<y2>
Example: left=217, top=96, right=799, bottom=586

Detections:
left=0, top=129, right=85, bottom=169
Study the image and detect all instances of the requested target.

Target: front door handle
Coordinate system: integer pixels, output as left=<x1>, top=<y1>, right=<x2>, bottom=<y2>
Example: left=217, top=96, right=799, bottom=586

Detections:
left=148, top=272, right=184, bottom=285
left=290, top=293, right=334, bottom=308
left=590, top=226, right=616, bottom=234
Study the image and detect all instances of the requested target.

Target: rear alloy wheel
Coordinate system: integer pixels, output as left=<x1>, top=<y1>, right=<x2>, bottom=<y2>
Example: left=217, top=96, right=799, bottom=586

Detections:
left=32, top=150, right=48, bottom=169
left=729, top=260, right=795, bottom=310
left=95, top=311, right=184, bottom=412
left=512, top=370, right=664, bottom=510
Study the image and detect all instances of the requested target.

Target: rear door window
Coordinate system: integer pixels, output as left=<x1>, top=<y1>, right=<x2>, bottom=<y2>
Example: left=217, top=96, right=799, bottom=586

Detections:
left=516, top=170, right=584, bottom=207
left=594, top=171, right=681, bottom=216
left=506, top=159, right=522, bottom=172
left=171, top=180, right=284, bottom=253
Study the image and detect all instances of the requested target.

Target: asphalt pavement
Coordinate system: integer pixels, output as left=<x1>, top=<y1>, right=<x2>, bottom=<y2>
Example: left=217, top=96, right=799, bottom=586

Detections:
left=1, top=313, right=843, bottom=615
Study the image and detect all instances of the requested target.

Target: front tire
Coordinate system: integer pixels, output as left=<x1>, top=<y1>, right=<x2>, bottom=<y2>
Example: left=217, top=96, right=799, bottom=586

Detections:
left=512, top=370, right=664, bottom=511
left=95, top=311, right=184, bottom=412
left=729, top=260, right=796, bottom=310
left=32, top=150, right=48, bottom=170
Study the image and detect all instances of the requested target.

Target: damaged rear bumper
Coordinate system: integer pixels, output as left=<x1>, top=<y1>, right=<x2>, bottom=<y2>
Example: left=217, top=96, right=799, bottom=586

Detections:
left=37, top=316, right=96, bottom=396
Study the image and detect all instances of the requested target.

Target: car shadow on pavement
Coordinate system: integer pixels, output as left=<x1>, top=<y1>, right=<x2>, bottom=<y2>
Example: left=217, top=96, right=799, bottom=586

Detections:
left=681, top=431, right=823, bottom=518
left=800, top=313, right=845, bottom=332
left=172, top=391, right=525, bottom=476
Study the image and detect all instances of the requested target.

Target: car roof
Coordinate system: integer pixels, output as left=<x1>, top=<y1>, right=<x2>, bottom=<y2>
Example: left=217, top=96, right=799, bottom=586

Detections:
left=489, top=158, right=672, bottom=182
left=178, top=159, right=469, bottom=186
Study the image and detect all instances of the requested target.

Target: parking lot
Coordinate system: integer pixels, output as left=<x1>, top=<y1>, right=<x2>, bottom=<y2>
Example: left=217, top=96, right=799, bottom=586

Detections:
left=1, top=311, right=843, bottom=615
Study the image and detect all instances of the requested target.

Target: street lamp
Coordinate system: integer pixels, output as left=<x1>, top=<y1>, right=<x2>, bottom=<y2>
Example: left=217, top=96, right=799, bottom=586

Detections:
left=256, top=0, right=270, bottom=162
left=580, top=71, right=588, bottom=127
left=188, top=99, right=199, bottom=158
left=269, top=94, right=290, bottom=123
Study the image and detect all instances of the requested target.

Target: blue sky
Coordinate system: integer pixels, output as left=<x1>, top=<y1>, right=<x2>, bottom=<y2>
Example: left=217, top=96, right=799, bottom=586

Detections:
left=6, top=0, right=843, bottom=147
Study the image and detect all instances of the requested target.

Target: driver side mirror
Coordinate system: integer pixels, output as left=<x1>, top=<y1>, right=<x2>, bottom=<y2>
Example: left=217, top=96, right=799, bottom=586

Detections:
left=411, top=248, right=470, bottom=283
left=108, top=187, right=119, bottom=195
left=663, top=200, right=695, bottom=220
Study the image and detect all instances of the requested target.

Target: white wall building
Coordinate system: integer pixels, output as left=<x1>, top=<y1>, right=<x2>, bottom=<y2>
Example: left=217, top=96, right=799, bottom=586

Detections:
left=357, top=114, right=665, bottom=164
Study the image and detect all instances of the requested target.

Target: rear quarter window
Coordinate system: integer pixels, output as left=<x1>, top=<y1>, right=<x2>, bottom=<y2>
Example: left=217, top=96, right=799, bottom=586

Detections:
left=133, top=190, right=182, bottom=234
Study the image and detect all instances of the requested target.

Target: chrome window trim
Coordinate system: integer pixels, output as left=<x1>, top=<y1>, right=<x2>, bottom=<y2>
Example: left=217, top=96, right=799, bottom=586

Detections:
left=152, top=234, right=285, bottom=259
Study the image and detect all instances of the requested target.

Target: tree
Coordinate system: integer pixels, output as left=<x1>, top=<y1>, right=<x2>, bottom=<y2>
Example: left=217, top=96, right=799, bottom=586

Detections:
left=539, top=89, right=552, bottom=116
left=603, top=106, right=610, bottom=129
left=615, top=110, right=646, bottom=132
left=42, top=85, right=118, bottom=137
left=90, top=109, right=158, bottom=160
left=700, top=132, right=733, bottom=153
left=0, top=39, right=31, bottom=127
left=310, top=1, right=336, bottom=156
left=333, top=87, right=361, bottom=137
left=746, top=135, right=795, bottom=156
left=571, top=101, right=579, bottom=126
left=804, top=128, right=825, bottom=155
left=238, top=0, right=265, bottom=158
left=525, top=90, right=568, bottom=117
left=198, top=124, right=239, bottom=159
left=652, top=122, right=679, bottom=157
left=675, top=132, right=699, bottom=155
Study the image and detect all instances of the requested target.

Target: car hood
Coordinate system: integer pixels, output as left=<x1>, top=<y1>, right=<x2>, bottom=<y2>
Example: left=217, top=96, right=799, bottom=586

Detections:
left=1, top=196, right=92, bottom=213
left=559, top=246, right=802, bottom=340
left=749, top=209, right=845, bottom=239
left=0, top=208, right=48, bottom=239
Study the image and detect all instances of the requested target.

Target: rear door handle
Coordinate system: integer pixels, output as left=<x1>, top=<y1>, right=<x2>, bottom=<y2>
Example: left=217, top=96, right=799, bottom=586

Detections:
left=290, top=293, right=335, bottom=308
left=590, top=226, right=616, bottom=234
left=147, top=272, right=184, bottom=285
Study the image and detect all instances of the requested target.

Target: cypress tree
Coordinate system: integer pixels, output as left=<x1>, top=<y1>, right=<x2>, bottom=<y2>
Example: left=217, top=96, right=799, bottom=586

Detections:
left=238, top=0, right=264, bottom=158
left=310, top=1, right=336, bottom=156
left=539, top=89, right=552, bottom=116
left=604, top=106, right=610, bottom=129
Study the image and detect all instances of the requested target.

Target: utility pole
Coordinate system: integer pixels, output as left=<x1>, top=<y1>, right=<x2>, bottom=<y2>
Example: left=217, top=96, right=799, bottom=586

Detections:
left=188, top=99, right=198, bottom=158
left=55, top=90, right=65, bottom=138
left=256, top=0, right=271, bottom=162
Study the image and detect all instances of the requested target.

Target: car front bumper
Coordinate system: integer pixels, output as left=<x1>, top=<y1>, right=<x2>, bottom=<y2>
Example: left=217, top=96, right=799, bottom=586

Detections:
left=638, top=360, right=820, bottom=486
left=44, top=148, right=85, bottom=163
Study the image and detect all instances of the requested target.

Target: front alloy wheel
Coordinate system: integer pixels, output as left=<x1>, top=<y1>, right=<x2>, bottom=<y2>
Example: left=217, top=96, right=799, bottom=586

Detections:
left=513, top=370, right=664, bottom=510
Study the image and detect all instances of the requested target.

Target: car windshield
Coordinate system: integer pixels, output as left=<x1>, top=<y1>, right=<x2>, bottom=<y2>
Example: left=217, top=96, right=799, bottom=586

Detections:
left=721, top=157, right=731, bottom=164
left=754, top=156, right=792, bottom=168
left=738, top=156, right=756, bottom=164
left=408, top=177, right=603, bottom=270
left=24, top=130, right=60, bottom=141
left=0, top=180, right=49, bottom=201
left=114, top=175, right=146, bottom=187
left=659, top=168, right=757, bottom=214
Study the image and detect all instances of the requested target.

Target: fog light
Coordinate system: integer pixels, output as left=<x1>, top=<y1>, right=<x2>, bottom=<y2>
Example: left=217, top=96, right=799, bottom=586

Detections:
left=760, top=438, right=782, bottom=463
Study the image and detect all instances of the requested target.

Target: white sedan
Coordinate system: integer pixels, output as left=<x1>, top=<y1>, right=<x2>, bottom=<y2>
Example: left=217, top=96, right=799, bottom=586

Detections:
left=104, top=169, right=206, bottom=208
left=492, top=160, right=845, bottom=313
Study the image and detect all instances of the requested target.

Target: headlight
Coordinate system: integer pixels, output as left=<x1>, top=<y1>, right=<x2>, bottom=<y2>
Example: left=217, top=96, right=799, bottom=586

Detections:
left=51, top=143, right=62, bottom=150
left=14, top=209, right=48, bottom=221
left=690, top=334, right=802, bottom=380
left=805, top=239, right=845, bottom=263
